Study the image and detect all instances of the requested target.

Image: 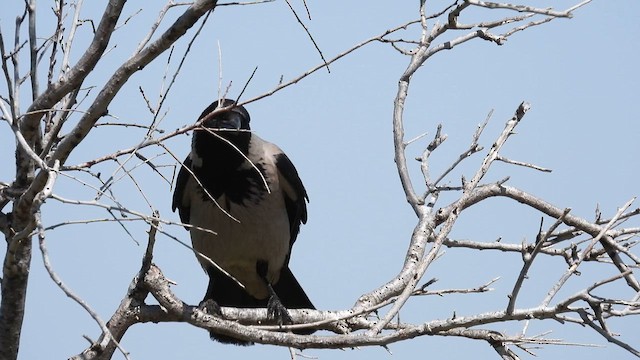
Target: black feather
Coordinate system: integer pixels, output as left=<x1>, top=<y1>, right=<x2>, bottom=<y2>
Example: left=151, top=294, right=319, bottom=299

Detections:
left=274, top=152, right=308, bottom=248
left=172, top=156, right=192, bottom=226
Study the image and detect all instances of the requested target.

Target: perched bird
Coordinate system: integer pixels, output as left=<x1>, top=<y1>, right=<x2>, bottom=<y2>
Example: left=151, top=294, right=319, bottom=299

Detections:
left=172, top=99, right=314, bottom=345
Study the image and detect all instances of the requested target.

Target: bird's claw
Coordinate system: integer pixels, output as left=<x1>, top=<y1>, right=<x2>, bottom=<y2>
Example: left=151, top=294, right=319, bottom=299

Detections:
left=198, top=299, right=222, bottom=316
left=267, top=296, right=293, bottom=326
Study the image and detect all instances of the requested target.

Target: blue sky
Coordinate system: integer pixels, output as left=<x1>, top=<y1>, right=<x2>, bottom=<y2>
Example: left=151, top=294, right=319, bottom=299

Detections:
left=2, top=1, right=639, bottom=359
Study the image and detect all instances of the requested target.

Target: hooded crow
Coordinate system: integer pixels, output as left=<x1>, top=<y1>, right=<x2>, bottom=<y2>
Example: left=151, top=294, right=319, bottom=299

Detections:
left=172, top=99, right=314, bottom=345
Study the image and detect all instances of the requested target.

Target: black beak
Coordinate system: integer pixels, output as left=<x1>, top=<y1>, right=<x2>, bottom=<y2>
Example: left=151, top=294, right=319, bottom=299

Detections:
left=209, top=112, right=244, bottom=131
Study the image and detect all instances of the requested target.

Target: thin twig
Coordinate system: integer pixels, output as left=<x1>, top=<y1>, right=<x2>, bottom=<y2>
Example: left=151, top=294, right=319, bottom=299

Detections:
left=26, top=0, right=38, bottom=100
left=542, top=198, right=637, bottom=307
left=283, top=0, right=329, bottom=73
left=235, top=66, right=258, bottom=103
left=371, top=102, right=532, bottom=335
left=466, top=0, right=580, bottom=18
left=142, top=211, right=160, bottom=270
left=507, top=209, right=570, bottom=314
left=37, top=214, right=131, bottom=360
left=496, top=155, right=552, bottom=172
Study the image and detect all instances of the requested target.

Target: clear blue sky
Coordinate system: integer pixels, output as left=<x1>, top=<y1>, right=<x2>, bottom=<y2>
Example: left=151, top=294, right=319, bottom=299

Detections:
left=2, top=1, right=639, bottom=359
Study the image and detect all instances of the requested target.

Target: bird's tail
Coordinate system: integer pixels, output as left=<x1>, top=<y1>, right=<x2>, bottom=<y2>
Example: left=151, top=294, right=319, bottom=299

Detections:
left=272, top=266, right=315, bottom=316
left=204, top=266, right=314, bottom=345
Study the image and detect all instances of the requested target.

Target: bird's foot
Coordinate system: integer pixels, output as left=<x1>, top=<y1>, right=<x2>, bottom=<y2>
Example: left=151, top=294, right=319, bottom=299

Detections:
left=267, top=295, right=293, bottom=326
left=199, top=299, right=254, bottom=345
left=198, top=299, right=222, bottom=316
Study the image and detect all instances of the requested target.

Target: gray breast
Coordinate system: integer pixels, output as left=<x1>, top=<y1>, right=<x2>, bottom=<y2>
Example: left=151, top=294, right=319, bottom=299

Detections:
left=187, top=155, right=290, bottom=300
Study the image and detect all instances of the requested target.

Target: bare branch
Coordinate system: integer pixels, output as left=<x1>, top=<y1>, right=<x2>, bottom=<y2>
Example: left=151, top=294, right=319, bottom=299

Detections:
left=134, top=1, right=196, bottom=54
left=241, top=19, right=420, bottom=106
left=466, top=0, right=585, bottom=18
left=36, top=213, right=131, bottom=360
left=431, top=111, right=491, bottom=188
left=370, top=102, right=532, bottom=335
left=96, top=8, right=213, bottom=200
left=3, top=1, right=637, bottom=358
left=62, top=20, right=419, bottom=171
left=507, top=209, right=571, bottom=314
left=577, top=308, right=640, bottom=356
left=496, top=155, right=552, bottom=172
left=48, top=1, right=218, bottom=166
left=26, top=0, right=125, bottom=128
left=542, top=198, right=638, bottom=307
left=26, top=0, right=38, bottom=100
left=218, top=0, right=275, bottom=5
left=0, top=25, right=17, bottom=119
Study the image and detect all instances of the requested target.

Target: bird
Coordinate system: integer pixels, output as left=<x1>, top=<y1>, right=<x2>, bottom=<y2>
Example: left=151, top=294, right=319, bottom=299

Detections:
left=172, top=98, right=314, bottom=345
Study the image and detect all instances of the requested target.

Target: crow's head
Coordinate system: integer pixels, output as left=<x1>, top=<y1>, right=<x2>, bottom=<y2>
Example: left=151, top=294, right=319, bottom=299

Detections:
left=198, top=99, right=250, bottom=135
left=193, top=99, right=252, bottom=158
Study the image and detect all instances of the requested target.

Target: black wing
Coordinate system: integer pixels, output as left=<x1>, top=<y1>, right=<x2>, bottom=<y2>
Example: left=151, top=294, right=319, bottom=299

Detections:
left=274, top=152, right=308, bottom=248
left=172, top=155, right=192, bottom=228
